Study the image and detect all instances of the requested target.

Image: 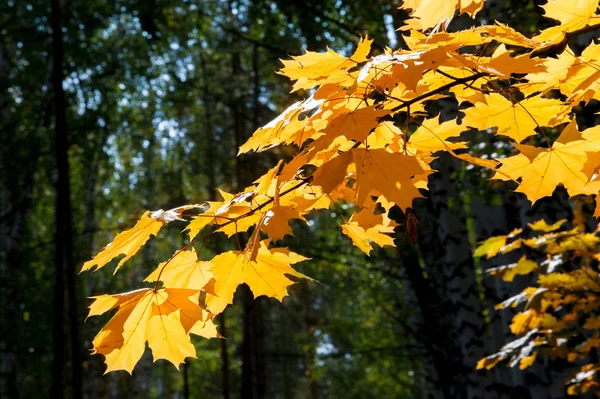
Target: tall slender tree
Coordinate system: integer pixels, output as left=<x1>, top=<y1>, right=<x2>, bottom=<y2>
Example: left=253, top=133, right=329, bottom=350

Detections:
left=49, top=0, right=82, bottom=397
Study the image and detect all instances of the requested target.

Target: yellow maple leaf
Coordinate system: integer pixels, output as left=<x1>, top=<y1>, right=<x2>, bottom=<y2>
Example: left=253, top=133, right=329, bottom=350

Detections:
left=533, top=0, right=600, bottom=45
left=261, top=206, right=305, bottom=241
left=476, top=355, right=503, bottom=371
left=528, top=219, right=567, bottom=233
left=88, top=288, right=216, bottom=374
left=547, top=233, right=600, bottom=253
left=368, top=121, right=403, bottom=149
left=312, top=148, right=423, bottom=210
left=402, top=0, right=458, bottom=31
left=474, top=235, right=509, bottom=258
left=540, top=0, right=600, bottom=32
left=407, top=118, right=467, bottom=154
left=494, top=121, right=600, bottom=202
left=474, top=228, right=522, bottom=258
left=401, top=0, right=484, bottom=31
left=519, top=353, right=537, bottom=370
left=81, top=211, right=163, bottom=274
left=323, top=105, right=391, bottom=142
left=206, top=241, right=309, bottom=314
left=278, top=36, right=372, bottom=92
left=404, top=24, right=538, bottom=51
left=489, top=256, right=538, bottom=282
left=146, top=310, right=196, bottom=369
left=185, top=191, right=261, bottom=239
left=341, top=202, right=397, bottom=255
left=462, top=93, right=566, bottom=143
left=452, top=45, right=544, bottom=78
left=311, top=150, right=353, bottom=194
left=145, top=249, right=213, bottom=290
left=353, top=148, right=424, bottom=210
left=254, top=160, right=283, bottom=196
left=561, top=68, right=600, bottom=118
left=526, top=50, right=580, bottom=95
left=510, top=310, right=557, bottom=335
left=238, top=97, right=324, bottom=154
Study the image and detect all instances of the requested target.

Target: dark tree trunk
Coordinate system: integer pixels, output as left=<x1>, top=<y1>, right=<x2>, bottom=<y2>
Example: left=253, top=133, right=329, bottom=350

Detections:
left=396, top=243, right=458, bottom=399
left=241, top=285, right=267, bottom=399
left=81, top=128, right=109, bottom=399
left=413, top=154, right=496, bottom=399
left=50, top=0, right=82, bottom=396
left=183, top=364, right=189, bottom=399
left=218, top=313, right=231, bottom=399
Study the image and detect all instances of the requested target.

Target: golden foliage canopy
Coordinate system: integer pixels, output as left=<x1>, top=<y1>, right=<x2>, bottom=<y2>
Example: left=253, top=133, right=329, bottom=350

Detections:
left=81, top=0, right=600, bottom=382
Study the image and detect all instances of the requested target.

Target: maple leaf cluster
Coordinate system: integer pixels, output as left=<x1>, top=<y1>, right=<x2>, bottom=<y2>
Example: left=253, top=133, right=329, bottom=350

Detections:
left=476, top=219, right=600, bottom=395
left=81, top=0, right=600, bottom=381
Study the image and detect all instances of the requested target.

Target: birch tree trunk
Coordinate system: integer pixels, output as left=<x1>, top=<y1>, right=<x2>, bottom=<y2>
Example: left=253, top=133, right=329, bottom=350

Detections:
left=413, top=153, right=497, bottom=399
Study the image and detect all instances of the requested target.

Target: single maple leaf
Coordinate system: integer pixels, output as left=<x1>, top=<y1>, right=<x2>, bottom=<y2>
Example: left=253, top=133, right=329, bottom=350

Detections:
left=402, top=0, right=458, bottom=31
left=462, top=93, right=566, bottom=143
left=205, top=241, right=310, bottom=314
left=352, top=148, right=424, bottom=211
left=81, top=205, right=202, bottom=274
left=481, top=23, right=542, bottom=48
left=185, top=191, right=260, bottom=239
left=474, top=228, right=523, bottom=258
left=528, top=219, right=567, bottom=233
left=81, top=211, right=163, bottom=274
left=401, top=0, right=484, bottom=31
left=261, top=206, right=305, bottom=241
left=341, top=202, right=397, bottom=255
left=312, top=148, right=424, bottom=210
left=323, top=104, right=391, bottom=142
left=540, top=0, right=600, bottom=32
left=526, top=49, right=580, bottom=95
left=407, top=118, right=467, bottom=154
left=489, top=256, right=538, bottom=282
left=253, top=160, right=283, bottom=196
left=278, top=36, right=372, bottom=92
left=145, top=249, right=213, bottom=290
left=452, top=45, right=544, bottom=78
left=404, top=24, right=539, bottom=51
left=311, top=151, right=353, bottom=194
left=88, top=288, right=217, bottom=374
left=533, top=0, right=600, bottom=44
left=494, top=121, right=600, bottom=202
left=238, top=98, right=324, bottom=154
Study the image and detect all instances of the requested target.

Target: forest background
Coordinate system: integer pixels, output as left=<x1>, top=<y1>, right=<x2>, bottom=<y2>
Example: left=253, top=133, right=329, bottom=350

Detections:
left=2, top=0, right=600, bottom=398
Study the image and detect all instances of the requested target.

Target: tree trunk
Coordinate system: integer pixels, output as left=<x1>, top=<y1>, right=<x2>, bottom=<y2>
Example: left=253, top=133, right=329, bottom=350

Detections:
left=412, top=153, right=496, bottom=398
left=396, top=242, right=458, bottom=399
left=81, top=128, right=109, bottom=399
left=50, top=0, right=82, bottom=396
